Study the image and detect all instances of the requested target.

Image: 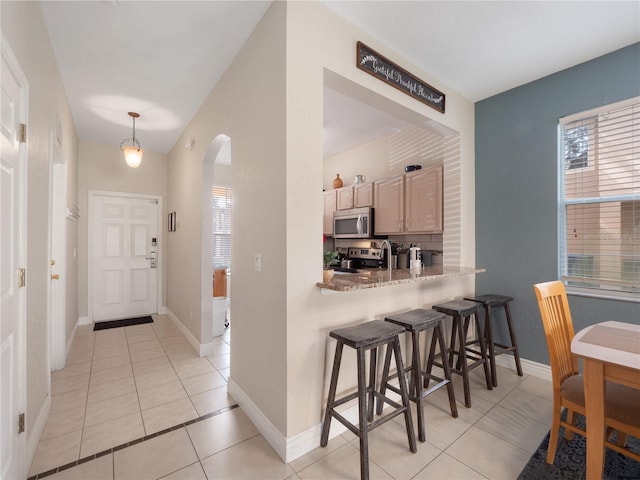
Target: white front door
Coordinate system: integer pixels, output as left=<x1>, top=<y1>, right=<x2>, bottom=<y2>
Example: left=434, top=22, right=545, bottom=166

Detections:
left=90, top=193, right=159, bottom=321
left=1, top=37, right=27, bottom=480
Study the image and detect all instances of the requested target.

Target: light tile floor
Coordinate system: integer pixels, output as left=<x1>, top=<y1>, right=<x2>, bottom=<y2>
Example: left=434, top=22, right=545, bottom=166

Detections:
left=29, top=315, right=554, bottom=480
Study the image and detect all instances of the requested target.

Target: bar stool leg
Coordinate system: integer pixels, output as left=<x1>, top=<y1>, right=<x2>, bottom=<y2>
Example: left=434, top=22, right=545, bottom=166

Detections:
left=424, top=331, right=438, bottom=390
left=321, top=342, right=343, bottom=447
left=473, top=311, right=493, bottom=391
left=448, top=317, right=459, bottom=369
left=457, top=315, right=472, bottom=408
left=411, top=330, right=426, bottom=442
left=356, top=347, right=370, bottom=480
left=483, top=304, right=498, bottom=388
left=367, top=348, right=377, bottom=422
left=434, top=324, right=458, bottom=418
left=505, top=302, right=524, bottom=376
left=352, top=347, right=370, bottom=480
left=393, top=337, right=417, bottom=454
left=376, top=344, right=393, bottom=416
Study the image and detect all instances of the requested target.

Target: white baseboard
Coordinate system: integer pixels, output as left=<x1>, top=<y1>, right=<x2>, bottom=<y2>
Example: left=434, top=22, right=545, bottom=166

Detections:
left=158, top=305, right=167, bottom=314
left=281, top=356, right=551, bottom=462
left=164, top=308, right=206, bottom=357
left=66, top=319, right=79, bottom=358
left=227, top=379, right=288, bottom=461
left=494, top=354, right=552, bottom=382
left=227, top=379, right=359, bottom=463
left=78, top=315, right=91, bottom=326
left=199, top=341, right=217, bottom=357
left=26, top=394, right=51, bottom=476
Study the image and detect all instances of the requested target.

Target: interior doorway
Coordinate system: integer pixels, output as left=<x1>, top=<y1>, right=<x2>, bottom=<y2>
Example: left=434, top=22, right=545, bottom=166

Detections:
left=48, top=133, right=67, bottom=371
left=1, top=34, right=28, bottom=480
left=200, top=134, right=232, bottom=350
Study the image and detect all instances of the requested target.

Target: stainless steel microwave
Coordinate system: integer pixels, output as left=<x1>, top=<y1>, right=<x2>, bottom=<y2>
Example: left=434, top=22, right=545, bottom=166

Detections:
left=333, top=207, right=374, bottom=239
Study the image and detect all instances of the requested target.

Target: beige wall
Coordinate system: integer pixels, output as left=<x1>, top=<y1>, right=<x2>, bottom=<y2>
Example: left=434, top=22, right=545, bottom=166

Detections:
left=324, top=126, right=451, bottom=190
left=1, top=0, right=477, bottom=466
left=164, top=0, right=476, bottom=459
left=283, top=2, right=475, bottom=444
left=1, top=0, right=79, bottom=450
left=166, top=0, right=288, bottom=428
left=77, top=141, right=168, bottom=319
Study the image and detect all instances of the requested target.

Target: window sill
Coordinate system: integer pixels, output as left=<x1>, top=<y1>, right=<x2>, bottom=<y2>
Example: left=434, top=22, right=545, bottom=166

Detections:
left=566, top=287, right=640, bottom=304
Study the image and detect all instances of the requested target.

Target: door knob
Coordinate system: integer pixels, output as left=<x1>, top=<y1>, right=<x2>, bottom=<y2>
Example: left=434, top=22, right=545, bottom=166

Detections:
left=51, top=274, right=60, bottom=280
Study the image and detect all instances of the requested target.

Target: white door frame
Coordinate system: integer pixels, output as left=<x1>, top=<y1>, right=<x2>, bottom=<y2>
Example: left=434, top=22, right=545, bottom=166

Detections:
left=48, top=132, right=67, bottom=371
left=0, top=32, right=28, bottom=480
left=201, top=135, right=231, bottom=344
left=88, top=190, right=163, bottom=322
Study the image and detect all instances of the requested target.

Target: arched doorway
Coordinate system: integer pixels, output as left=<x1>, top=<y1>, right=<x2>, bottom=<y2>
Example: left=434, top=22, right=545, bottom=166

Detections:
left=200, top=134, right=231, bottom=349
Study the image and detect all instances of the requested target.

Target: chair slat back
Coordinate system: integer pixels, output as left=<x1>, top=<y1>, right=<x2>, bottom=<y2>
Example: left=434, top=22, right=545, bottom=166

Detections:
left=534, top=281, right=579, bottom=389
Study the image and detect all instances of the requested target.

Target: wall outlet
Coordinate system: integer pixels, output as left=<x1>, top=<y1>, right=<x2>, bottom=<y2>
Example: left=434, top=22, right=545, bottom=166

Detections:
left=254, top=253, right=262, bottom=272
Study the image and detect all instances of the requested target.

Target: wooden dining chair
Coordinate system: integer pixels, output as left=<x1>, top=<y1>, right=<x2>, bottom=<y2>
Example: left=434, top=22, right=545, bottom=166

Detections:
left=533, top=280, right=640, bottom=464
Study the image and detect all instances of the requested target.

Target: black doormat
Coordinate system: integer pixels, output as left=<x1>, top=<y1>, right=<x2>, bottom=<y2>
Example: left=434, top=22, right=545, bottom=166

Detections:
left=93, top=316, right=153, bottom=331
left=518, top=412, right=640, bottom=479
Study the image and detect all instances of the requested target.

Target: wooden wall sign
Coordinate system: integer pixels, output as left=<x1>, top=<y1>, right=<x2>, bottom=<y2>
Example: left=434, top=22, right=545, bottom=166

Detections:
left=356, top=41, right=445, bottom=114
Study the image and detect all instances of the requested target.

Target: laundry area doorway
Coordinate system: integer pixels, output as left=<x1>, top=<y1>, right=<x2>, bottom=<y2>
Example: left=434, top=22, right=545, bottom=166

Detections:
left=201, top=135, right=232, bottom=347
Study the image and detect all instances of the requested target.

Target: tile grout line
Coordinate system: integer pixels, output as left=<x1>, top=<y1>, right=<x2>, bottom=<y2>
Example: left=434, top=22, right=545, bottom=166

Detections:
left=71, top=326, right=95, bottom=473
left=33, top=319, right=233, bottom=479
left=27, top=404, right=240, bottom=480
left=158, top=319, right=203, bottom=419
left=129, top=322, right=152, bottom=438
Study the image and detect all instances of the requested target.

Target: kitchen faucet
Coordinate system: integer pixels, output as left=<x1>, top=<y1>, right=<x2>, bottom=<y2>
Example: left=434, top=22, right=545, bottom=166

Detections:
left=379, top=240, right=392, bottom=272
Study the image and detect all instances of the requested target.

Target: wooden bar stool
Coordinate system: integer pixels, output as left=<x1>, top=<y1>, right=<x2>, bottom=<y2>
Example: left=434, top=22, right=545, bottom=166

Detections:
left=464, top=294, right=523, bottom=387
left=320, top=320, right=416, bottom=480
left=378, top=309, right=458, bottom=442
left=431, top=299, right=493, bottom=408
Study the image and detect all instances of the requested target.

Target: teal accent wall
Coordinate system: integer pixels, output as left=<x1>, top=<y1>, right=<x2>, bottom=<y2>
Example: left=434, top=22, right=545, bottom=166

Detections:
left=475, top=43, right=640, bottom=365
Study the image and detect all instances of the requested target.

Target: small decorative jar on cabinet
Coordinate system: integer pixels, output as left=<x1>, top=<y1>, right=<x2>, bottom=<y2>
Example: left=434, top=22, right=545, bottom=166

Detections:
left=332, top=174, right=343, bottom=189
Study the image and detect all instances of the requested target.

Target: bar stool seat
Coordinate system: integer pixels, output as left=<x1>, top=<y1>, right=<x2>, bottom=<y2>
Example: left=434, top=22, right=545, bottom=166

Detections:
left=320, top=320, right=416, bottom=480
left=378, top=309, right=458, bottom=442
left=431, top=299, right=493, bottom=408
left=464, top=294, right=523, bottom=387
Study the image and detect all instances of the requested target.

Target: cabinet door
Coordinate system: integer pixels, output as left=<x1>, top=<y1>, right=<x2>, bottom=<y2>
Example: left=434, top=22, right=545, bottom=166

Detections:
left=323, top=190, right=336, bottom=235
left=374, top=176, right=404, bottom=234
left=354, top=182, right=374, bottom=207
left=405, top=166, right=443, bottom=233
left=336, top=186, right=354, bottom=210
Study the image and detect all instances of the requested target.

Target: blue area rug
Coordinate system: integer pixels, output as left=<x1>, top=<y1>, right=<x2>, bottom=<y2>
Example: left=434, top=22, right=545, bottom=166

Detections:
left=518, top=413, right=640, bottom=479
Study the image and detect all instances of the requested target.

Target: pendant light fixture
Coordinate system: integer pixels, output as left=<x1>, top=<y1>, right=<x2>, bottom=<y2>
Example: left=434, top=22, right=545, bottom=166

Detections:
left=120, top=112, right=144, bottom=168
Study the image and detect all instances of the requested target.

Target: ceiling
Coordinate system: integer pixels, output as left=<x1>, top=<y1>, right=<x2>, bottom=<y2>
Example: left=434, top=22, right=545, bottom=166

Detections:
left=39, top=1, right=639, bottom=157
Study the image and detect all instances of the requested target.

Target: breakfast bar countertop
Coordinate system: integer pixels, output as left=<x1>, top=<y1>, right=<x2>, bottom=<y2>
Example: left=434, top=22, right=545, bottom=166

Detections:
left=317, top=265, right=486, bottom=292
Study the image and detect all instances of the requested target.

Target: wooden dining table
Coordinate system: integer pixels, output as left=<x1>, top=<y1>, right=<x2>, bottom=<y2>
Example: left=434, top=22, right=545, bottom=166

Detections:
left=571, top=320, right=640, bottom=480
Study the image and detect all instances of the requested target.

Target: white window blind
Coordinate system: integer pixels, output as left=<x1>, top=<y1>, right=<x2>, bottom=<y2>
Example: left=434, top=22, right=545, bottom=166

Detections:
left=212, top=186, right=232, bottom=272
left=558, top=98, right=639, bottom=296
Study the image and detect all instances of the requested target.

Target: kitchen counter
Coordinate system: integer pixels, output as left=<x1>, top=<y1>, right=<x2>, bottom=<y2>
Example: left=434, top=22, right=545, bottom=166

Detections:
left=317, top=265, right=485, bottom=292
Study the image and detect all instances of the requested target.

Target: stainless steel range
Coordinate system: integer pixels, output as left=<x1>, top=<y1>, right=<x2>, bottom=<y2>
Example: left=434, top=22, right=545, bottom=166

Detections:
left=334, top=247, right=386, bottom=273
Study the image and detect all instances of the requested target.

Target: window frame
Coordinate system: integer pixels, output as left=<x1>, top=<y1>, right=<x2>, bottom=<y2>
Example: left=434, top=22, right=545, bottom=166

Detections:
left=211, top=185, right=232, bottom=273
left=557, top=97, right=640, bottom=303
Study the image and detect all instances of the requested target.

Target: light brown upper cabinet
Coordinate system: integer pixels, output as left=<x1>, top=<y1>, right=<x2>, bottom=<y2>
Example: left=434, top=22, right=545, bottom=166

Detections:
left=323, top=190, right=336, bottom=235
left=354, top=182, right=374, bottom=208
left=374, top=166, right=443, bottom=235
left=336, top=185, right=354, bottom=210
left=404, top=166, right=443, bottom=233
left=374, top=175, right=405, bottom=234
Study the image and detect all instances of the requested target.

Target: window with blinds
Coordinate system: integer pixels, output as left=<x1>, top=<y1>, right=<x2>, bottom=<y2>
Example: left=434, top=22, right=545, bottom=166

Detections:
left=212, top=186, right=232, bottom=272
left=558, top=98, right=639, bottom=297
